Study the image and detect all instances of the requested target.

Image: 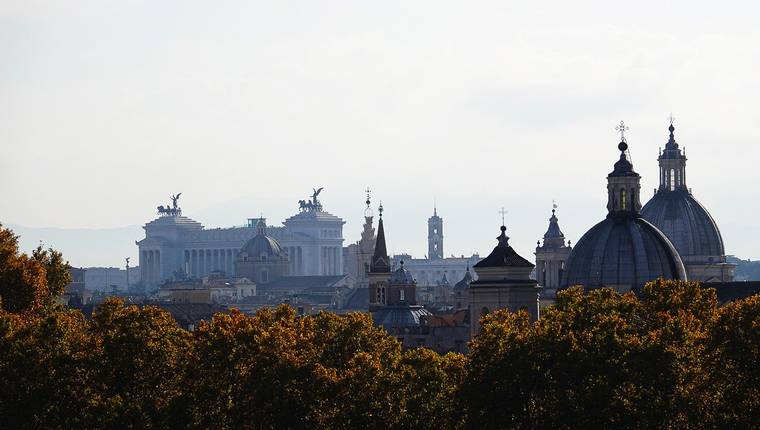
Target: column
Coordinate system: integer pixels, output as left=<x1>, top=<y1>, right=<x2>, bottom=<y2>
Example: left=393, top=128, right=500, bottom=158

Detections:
left=200, top=250, right=206, bottom=276
left=191, top=250, right=197, bottom=277
left=141, top=250, right=147, bottom=284
left=156, top=250, right=161, bottom=282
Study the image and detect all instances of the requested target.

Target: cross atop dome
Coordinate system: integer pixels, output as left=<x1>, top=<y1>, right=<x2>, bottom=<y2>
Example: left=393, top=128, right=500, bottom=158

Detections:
left=616, top=120, right=629, bottom=142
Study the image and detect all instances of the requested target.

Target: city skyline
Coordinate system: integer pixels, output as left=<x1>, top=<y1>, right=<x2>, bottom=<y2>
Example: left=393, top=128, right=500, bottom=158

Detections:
left=2, top=1, right=759, bottom=265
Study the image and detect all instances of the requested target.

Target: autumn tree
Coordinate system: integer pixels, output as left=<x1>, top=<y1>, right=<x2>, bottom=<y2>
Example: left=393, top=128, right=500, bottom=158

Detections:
left=460, top=281, right=722, bottom=430
left=182, top=306, right=468, bottom=429
left=398, top=348, right=467, bottom=430
left=706, top=294, right=760, bottom=429
left=0, top=224, right=70, bottom=312
left=184, top=306, right=405, bottom=429
left=32, top=245, right=71, bottom=301
left=86, top=298, right=193, bottom=429
left=0, top=307, right=95, bottom=429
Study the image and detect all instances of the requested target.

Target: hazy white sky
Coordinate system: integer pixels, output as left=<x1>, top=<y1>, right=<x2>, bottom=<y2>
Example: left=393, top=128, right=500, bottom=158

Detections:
left=2, top=0, right=759, bottom=266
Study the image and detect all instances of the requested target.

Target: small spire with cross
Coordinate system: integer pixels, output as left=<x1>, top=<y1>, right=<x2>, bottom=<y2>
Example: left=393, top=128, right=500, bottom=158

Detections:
left=499, top=207, right=508, bottom=226
left=668, top=113, right=675, bottom=125
left=364, top=187, right=374, bottom=217
left=616, top=120, right=629, bottom=142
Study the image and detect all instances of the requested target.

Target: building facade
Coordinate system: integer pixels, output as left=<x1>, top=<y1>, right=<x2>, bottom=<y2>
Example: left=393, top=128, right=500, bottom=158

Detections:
left=136, top=191, right=345, bottom=290
left=84, top=266, right=142, bottom=293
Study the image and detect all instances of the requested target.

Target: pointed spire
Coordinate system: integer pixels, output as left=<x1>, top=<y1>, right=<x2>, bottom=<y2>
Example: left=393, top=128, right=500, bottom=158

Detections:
left=543, top=206, right=565, bottom=239
left=661, top=117, right=683, bottom=157
left=370, top=202, right=390, bottom=273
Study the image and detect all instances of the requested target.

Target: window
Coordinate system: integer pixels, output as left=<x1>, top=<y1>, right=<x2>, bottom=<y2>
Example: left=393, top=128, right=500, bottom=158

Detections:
left=260, top=269, right=269, bottom=283
left=670, top=168, right=675, bottom=191
left=621, top=188, right=627, bottom=210
left=400, top=289, right=405, bottom=301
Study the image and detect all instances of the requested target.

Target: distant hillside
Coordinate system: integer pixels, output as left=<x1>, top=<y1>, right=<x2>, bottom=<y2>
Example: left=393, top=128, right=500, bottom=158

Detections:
left=6, top=224, right=143, bottom=268
left=727, top=256, right=760, bottom=281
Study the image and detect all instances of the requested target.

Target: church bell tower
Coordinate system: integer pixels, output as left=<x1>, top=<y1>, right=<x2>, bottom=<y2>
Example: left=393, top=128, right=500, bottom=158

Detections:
left=427, top=206, right=443, bottom=260
left=535, top=205, right=572, bottom=301
left=368, top=203, right=391, bottom=312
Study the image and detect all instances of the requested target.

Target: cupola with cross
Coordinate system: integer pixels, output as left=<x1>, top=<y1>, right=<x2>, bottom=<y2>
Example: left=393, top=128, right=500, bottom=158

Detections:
left=564, top=122, right=687, bottom=292
left=657, top=115, right=688, bottom=192
left=469, top=222, right=539, bottom=335
left=606, top=121, right=642, bottom=216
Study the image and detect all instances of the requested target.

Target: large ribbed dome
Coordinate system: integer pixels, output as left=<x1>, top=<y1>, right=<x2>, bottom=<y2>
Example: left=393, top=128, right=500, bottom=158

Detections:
left=640, top=123, right=726, bottom=266
left=642, top=189, right=725, bottom=262
left=564, top=124, right=687, bottom=291
left=564, top=216, right=687, bottom=291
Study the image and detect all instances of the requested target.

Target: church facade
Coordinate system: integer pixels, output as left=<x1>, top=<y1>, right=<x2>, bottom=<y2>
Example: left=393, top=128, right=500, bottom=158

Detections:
left=136, top=190, right=345, bottom=290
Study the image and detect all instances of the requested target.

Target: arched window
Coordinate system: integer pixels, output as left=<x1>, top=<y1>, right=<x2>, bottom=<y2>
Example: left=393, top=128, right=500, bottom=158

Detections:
left=400, top=289, right=405, bottom=301
left=670, top=168, right=675, bottom=191
left=260, top=269, right=269, bottom=283
left=621, top=188, right=627, bottom=210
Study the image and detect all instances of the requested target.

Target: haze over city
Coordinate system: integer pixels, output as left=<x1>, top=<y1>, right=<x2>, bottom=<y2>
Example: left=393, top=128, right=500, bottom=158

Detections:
left=2, top=0, right=759, bottom=266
